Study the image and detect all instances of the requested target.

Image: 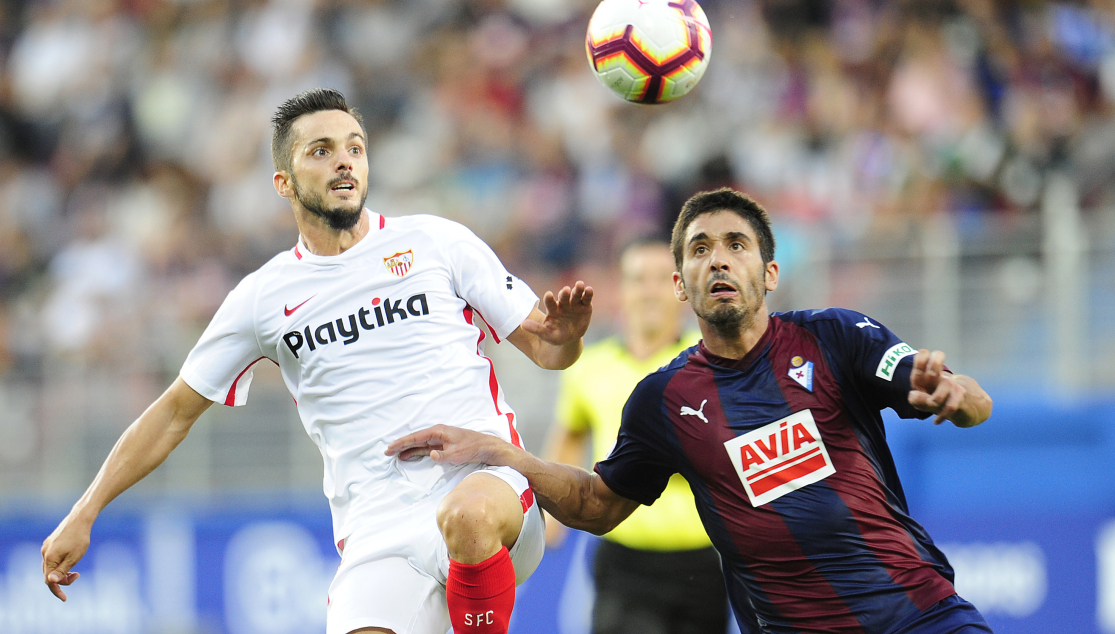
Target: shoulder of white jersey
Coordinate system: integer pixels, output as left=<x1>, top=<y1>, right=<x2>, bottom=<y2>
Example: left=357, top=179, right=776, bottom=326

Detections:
left=253, top=245, right=305, bottom=276
left=391, top=214, right=483, bottom=241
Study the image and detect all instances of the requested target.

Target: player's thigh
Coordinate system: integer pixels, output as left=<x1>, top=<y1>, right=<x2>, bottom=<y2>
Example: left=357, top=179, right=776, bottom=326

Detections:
left=327, top=556, right=450, bottom=634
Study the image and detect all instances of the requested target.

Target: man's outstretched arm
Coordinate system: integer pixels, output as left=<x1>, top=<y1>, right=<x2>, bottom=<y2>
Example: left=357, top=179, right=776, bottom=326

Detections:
left=507, top=281, right=593, bottom=370
left=907, top=350, right=993, bottom=427
left=41, top=377, right=213, bottom=601
left=386, top=424, right=640, bottom=534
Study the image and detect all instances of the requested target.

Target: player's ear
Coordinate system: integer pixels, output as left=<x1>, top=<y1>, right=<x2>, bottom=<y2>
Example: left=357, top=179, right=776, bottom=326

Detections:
left=673, top=271, right=688, bottom=302
left=274, top=171, right=295, bottom=199
left=764, top=260, right=779, bottom=292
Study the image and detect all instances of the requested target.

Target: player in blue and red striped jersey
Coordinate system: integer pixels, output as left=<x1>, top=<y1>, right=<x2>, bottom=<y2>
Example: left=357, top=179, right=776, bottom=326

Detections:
left=388, top=187, right=994, bottom=634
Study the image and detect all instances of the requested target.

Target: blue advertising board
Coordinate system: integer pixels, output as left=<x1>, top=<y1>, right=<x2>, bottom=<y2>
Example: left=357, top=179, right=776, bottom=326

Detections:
left=1, top=390, right=1114, bottom=633
left=3, top=503, right=1113, bottom=633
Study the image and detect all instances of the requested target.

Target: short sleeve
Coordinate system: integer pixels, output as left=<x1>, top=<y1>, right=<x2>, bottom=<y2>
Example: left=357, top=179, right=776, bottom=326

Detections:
left=434, top=220, right=538, bottom=340
left=593, top=378, right=677, bottom=506
left=180, top=274, right=268, bottom=407
left=807, top=309, right=929, bottom=419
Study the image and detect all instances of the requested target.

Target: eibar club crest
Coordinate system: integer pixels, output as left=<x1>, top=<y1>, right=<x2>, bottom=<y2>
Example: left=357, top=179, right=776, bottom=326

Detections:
left=384, top=250, right=414, bottom=277
left=788, top=356, right=813, bottom=392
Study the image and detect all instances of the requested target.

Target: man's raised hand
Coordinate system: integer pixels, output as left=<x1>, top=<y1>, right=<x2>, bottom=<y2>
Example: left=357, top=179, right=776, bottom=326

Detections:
left=520, top=281, right=593, bottom=346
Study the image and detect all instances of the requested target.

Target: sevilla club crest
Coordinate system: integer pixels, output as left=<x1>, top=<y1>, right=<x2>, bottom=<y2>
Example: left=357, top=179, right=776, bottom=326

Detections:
left=384, top=250, right=414, bottom=277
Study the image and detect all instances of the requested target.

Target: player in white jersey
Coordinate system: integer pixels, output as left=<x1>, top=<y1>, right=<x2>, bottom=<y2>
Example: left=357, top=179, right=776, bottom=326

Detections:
left=40, top=88, right=594, bottom=634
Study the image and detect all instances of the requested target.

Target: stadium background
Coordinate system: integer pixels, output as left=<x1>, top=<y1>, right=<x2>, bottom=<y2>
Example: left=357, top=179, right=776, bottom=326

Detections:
left=0, top=0, right=1113, bottom=632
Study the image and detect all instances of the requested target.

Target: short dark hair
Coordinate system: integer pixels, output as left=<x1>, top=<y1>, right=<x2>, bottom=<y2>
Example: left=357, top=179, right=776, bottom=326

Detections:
left=670, top=188, right=776, bottom=270
left=270, top=88, right=365, bottom=173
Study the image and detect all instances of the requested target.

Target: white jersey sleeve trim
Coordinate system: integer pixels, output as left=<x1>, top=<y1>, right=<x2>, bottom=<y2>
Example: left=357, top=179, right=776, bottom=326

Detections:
left=179, top=366, right=224, bottom=404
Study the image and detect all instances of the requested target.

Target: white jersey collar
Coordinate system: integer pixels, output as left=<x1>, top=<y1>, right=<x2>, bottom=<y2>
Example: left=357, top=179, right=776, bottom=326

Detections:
left=293, top=209, right=384, bottom=263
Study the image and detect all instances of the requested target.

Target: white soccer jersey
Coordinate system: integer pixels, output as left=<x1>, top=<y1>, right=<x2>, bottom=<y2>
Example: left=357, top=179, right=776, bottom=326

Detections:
left=180, top=211, right=538, bottom=543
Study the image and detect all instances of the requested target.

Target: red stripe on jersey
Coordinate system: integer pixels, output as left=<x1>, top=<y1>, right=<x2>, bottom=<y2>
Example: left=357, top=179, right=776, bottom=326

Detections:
left=519, top=487, right=535, bottom=512
left=463, top=306, right=523, bottom=449
left=750, top=453, right=828, bottom=497
left=224, top=357, right=266, bottom=406
left=771, top=319, right=955, bottom=613
left=463, top=305, right=486, bottom=343
left=746, top=446, right=823, bottom=483
left=294, top=245, right=302, bottom=260
left=379, top=214, right=386, bottom=229
left=472, top=307, right=501, bottom=344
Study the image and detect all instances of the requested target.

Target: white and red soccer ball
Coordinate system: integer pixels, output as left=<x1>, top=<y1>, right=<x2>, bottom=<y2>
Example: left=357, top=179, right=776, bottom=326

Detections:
left=585, top=0, right=712, bottom=104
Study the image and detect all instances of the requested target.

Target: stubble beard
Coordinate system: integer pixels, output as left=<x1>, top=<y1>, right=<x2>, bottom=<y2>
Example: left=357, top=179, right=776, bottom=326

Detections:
left=692, top=272, right=766, bottom=340
left=293, top=173, right=367, bottom=231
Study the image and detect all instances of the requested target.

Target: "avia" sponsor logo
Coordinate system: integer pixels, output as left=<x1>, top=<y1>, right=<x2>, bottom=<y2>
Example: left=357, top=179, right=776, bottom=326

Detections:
left=283, top=294, right=430, bottom=358
left=724, top=410, right=836, bottom=507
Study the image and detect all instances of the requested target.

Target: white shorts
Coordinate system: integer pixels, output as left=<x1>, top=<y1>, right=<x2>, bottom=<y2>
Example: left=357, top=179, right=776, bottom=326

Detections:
left=325, top=464, right=545, bottom=634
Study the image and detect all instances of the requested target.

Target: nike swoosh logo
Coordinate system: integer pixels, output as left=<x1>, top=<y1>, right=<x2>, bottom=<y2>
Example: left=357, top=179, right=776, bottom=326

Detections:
left=284, top=295, right=316, bottom=316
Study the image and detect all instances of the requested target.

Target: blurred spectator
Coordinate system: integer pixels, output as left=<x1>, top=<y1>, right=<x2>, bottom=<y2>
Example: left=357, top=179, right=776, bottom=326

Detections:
left=1, top=0, right=1114, bottom=474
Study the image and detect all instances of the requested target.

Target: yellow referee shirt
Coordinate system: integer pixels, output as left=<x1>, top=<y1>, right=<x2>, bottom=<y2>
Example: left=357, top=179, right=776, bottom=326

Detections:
left=555, top=334, right=712, bottom=551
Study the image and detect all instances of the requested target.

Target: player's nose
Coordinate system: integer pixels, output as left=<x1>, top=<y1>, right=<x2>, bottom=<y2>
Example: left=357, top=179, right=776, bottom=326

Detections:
left=334, top=152, right=353, bottom=172
left=708, top=246, right=731, bottom=270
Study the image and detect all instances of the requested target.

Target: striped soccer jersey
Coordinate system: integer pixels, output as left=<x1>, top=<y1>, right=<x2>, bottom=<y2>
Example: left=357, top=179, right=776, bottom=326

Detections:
left=595, top=309, right=961, bottom=634
left=180, top=211, right=538, bottom=546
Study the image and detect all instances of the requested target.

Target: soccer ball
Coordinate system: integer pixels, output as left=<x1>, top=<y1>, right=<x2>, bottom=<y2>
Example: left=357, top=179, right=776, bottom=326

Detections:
left=585, top=0, right=712, bottom=104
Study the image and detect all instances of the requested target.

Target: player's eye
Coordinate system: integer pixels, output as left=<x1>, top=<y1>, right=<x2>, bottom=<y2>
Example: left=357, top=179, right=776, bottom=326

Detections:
left=731, top=242, right=744, bottom=250
left=313, top=147, right=328, bottom=157
left=349, top=146, right=363, bottom=155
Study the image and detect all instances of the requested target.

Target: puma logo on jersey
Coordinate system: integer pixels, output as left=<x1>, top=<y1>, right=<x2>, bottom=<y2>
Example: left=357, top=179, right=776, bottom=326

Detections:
left=680, top=399, right=709, bottom=423
left=282, top=293, right=430, bottom=358
left=856, top=317, right=879, bottom=329
left=724, top=410, right=836, bottom=507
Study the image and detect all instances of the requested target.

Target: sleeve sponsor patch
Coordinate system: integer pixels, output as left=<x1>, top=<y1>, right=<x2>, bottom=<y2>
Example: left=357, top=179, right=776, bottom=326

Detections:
left=875, top=342, right=916, bottom=381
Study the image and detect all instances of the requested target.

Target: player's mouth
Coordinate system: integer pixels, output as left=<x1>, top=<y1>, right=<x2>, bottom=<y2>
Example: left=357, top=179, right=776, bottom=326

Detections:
left=329, top=179, right=358, bottom=194
left=708, top=280, right=738, bottom=299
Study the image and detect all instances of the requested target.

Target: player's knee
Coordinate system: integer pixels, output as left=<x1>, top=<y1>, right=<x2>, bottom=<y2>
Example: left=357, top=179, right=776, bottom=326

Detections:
left=437, top=489, right=504, bottom=542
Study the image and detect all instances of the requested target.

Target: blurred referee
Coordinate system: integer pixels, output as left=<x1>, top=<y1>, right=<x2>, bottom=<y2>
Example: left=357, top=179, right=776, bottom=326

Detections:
left=545, top=239, right=728, bottom=634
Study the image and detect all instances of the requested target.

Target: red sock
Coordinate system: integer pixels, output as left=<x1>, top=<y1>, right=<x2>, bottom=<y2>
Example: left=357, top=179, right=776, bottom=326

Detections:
left=446, top=547, right=516, bottom=634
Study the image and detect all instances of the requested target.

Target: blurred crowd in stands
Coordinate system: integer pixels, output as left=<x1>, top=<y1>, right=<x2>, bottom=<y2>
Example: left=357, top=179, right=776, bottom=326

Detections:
left=0, top=0, right=1113, bottom=376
